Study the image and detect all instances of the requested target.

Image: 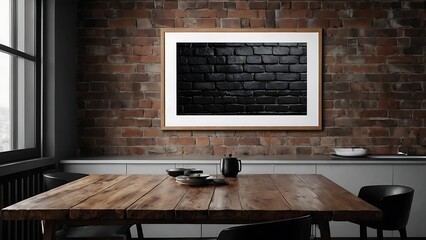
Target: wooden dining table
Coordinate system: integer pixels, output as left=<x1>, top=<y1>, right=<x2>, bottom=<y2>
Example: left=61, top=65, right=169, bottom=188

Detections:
left=1, top=174, right=381, bottom=240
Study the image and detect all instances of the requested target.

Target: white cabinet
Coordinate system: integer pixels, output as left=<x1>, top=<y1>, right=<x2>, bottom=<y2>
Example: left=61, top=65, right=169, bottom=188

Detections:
left=316, top=164, right=393, bottom=238
left=317, top=164, right=393, bottom=194
left=394, top=165, right=426, bottom=237
left=60, top=158, right=426, bottom=238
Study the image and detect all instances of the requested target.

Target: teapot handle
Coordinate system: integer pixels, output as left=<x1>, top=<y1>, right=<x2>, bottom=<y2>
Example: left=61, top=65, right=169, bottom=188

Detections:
left=238, top=159, right=242, bottom=172
left=220, top=159, right=224, bottom=173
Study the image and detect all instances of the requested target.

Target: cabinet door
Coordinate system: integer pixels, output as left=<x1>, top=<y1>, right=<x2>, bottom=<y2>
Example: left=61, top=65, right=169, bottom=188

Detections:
left=394, top=165, right=426, bottom=237
left=316, top=164, right=393, bottom=238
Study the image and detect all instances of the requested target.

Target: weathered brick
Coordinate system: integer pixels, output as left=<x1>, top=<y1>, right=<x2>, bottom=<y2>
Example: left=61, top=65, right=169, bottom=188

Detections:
left=117, top=10, right=150, bottom=18
left=135, top=29, right=157, bottom=37
left=261, top=55, right=279, bottom=64
left=276, top=10, right=312, bottom=18
left=186, top=10, right=217, bottom=18
left=164, top=1, right=178, bottom=9
left=307, top=19, right=330, bottom=28
left=122, top=127, right=142, bottom=137
left=235, top=47, right=254, bottom=56
left=253, top=46, right=272, bottom=55
left=228, top=10, right=258, bottom=18
left=249, top=18, right=265, bottom=28
left=239, top=137, right=260, bottom=145
left=196, top=137, right=210, bottom=146
left=102, top=64, right=136, bottom=73
left=265, top=65, right=289, bottom=73
left=109, top=19, right=137, bottom=29
left=276, top=19, right=298, bottom=28
left=354, top=9, right=387, bottom=18
left=344, top=19, right=372, bottom=28
left=249, top=1, right=267, bottom=10
left=152, top=18, right=175, bottom=28
left=291, top=2, right=309, bottom=10
left=227, top=56, right=246, bottom=64
left=376, top=37, right=397, bottom=46
left=242, top=65, right=263, bottom=73
left=220, top=18, right=240, bottom=28
left=126, top=138, right=155, bottom=146
left=196, top=18, right=216, bottom=28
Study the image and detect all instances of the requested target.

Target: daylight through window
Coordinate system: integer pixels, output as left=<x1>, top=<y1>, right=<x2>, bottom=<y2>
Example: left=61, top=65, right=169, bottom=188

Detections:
left=0, top=0, right=40, bottom=161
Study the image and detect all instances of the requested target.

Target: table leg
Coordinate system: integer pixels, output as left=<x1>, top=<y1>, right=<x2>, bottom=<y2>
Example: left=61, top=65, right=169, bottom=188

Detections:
left=42, top=221, right=55, bottom=240
left=318, top=220, right=331, bottom=240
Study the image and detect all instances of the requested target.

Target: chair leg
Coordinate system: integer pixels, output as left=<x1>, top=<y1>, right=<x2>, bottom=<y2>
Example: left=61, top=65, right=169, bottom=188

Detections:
left=399, top=228, right=408, bottom=240
left=360, top=225, right=367, bottom=240
left=377, top=228, right=384, bottom=240
left=136, top=224, right=144, bottom=239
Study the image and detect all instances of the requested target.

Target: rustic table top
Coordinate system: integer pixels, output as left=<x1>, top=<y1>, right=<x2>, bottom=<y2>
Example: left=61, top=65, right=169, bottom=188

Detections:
left=2, top=174, right=380, bottom=224
left=2, top=174, right=382, bottom=240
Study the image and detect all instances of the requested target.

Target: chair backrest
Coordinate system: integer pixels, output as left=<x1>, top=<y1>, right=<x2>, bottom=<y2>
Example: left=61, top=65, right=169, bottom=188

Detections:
left=43, top=171, right=88, bottom=190
left=358, top=185, right=414, bottom=229
left=217, top=215, right=312, bottom=240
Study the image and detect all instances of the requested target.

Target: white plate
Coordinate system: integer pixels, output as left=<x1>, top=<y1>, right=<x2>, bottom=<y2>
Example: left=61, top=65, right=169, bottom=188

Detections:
left=334, top=148, right=367, bottom=157
left=176, top=176, right=213, bottom=186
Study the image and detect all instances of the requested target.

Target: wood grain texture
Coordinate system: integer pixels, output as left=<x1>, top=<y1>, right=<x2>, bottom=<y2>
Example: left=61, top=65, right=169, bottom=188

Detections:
left=2, top=174, right=129, bottom=220
left=175, top=186, right=215, bottom=220
left=237, top=175, right=293, bottom=220
left=271, top=174, right=326, bottom=212
left=126, top=176, right=189, bottom=220
left=2, top=174, right=382, bottom=240
left=70, top=174, right=167, bottom=220
left=2, top=174, right=381, bottom=223
left=208, top=178, right=245, bottom=220
left=297, top=174, right=381, bottom=221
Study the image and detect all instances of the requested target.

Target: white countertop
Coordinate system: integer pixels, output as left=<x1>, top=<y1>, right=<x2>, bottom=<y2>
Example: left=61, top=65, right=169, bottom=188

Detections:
left=60, top=155, right=426, bottom=165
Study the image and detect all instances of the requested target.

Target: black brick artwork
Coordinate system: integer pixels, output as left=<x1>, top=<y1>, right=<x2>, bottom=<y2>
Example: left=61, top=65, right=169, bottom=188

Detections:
left=176, top=42, right=307, bottom=115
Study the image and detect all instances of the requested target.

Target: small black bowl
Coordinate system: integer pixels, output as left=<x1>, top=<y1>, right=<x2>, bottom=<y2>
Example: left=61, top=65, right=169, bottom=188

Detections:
left=166, top=168, right=203, bottom=177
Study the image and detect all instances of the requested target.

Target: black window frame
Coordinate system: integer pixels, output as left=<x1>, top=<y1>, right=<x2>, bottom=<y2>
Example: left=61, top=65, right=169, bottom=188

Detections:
left=0, top=0, right=42, bottom=163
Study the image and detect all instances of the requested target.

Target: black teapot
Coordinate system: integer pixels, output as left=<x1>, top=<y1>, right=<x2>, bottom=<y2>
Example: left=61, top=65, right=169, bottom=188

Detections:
left=220, top=154, right=242, bottom=177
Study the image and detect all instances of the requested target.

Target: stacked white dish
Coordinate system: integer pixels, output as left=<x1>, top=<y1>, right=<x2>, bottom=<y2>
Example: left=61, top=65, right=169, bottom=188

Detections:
left=176, top=174, right=213, bottom=186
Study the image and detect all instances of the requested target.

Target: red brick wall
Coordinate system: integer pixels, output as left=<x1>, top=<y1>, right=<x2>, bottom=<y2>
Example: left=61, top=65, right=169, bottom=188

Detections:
left=77, top=0, right=426, bottom=156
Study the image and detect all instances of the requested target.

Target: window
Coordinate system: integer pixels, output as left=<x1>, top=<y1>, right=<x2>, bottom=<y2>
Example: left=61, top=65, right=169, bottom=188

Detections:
left=0, top=0, right=41, bottom=162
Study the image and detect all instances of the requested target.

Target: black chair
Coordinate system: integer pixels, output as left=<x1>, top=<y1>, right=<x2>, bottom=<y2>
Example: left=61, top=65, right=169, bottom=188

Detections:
left=43, top=171, right=88, bottom=190
left=353, top=185, right=414, bottom=240
left=43, top=171, right=144, bottom=240
left=216, top=215, right=312, bottom=240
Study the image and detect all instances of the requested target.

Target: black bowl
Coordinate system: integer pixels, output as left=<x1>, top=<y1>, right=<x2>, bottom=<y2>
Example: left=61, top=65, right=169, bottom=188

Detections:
left=166, top=168, right=203, bottom=177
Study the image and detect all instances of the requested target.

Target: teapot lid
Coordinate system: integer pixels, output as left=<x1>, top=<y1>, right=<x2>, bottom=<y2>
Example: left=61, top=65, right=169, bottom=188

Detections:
left=223, top=154, right=238, bottom=160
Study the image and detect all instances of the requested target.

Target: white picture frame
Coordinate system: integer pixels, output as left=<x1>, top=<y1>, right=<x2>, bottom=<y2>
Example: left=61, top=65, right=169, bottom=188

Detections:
left=161, top=28, right=322, bottom=130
